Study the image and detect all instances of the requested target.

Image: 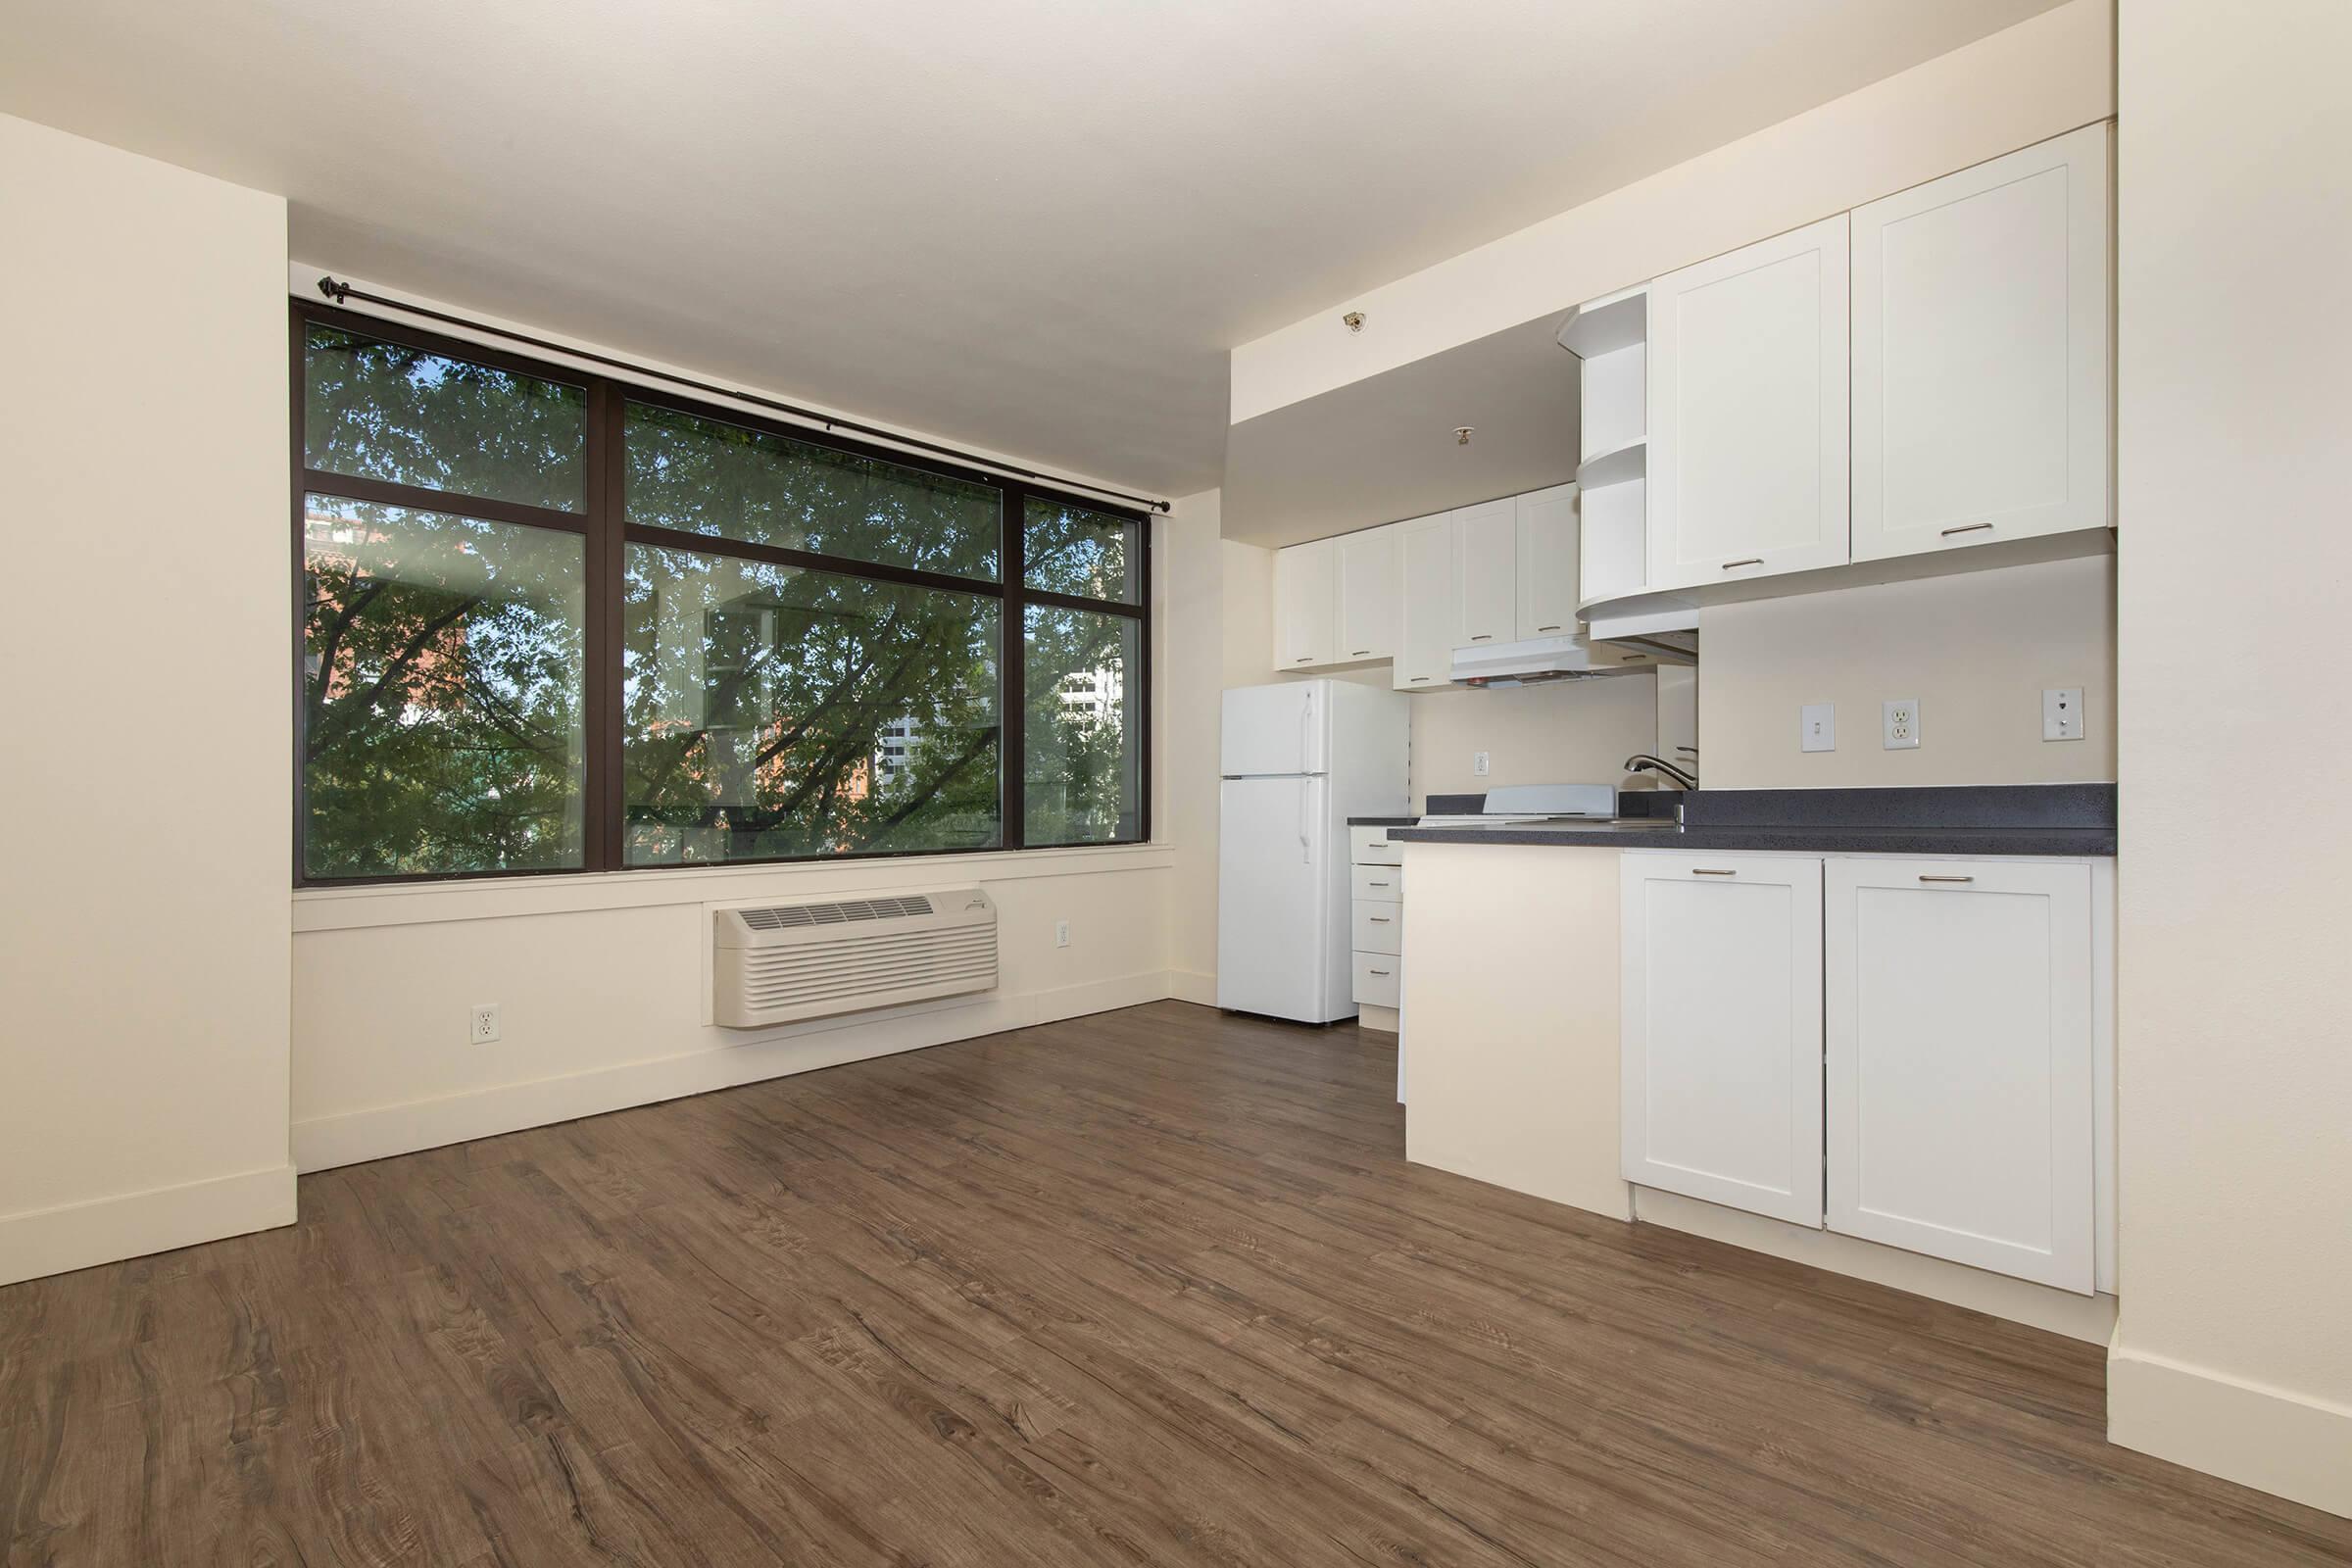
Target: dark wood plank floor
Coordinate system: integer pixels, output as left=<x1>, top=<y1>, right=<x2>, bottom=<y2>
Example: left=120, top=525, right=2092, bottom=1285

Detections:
left=5, top=1002, right=2347, bottom=1566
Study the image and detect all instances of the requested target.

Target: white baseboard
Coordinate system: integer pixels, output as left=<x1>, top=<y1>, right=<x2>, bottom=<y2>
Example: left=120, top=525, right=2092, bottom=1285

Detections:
left=1167, top=968, right=1218, bottom=1006
left=1634, top=1187, right=2118, bottom=1345
left=2110, top=1345, right=2352, bottom=1517
left=293, top=968, right=1173, bottom=1173
left=0, top=1164, right=296, bottom=1288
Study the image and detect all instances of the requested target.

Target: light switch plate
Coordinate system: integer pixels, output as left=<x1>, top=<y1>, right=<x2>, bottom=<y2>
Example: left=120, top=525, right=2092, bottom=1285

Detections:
left=1800, top=703, right=1836, bottom=753
left=2042, top=687, right=2084, bottom=741
left=1883, top=699, right=1920, bottom=750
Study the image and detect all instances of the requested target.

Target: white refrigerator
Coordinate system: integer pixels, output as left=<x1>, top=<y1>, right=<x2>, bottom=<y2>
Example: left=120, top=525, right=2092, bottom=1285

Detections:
left=1217, top=679, right=1411, bottom=1022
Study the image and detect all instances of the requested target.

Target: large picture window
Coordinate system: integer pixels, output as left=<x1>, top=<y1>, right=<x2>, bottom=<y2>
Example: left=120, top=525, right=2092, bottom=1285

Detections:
left=294, top=307, right=1149, bottom=884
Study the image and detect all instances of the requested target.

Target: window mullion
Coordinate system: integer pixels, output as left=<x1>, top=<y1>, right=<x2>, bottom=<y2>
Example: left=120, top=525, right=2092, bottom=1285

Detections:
left=1003, top=482, right=1027, bottom=852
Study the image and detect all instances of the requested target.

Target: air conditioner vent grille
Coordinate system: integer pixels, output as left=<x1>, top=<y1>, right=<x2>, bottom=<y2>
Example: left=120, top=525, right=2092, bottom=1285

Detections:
left=738, top=894, right=936, bottom=931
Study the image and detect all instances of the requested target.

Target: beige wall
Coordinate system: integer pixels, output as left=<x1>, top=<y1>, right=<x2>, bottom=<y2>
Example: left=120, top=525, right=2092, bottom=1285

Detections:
left=1231, top=0, right=2111, bottom=422
left=1698, top=557, right=2116, bottom=788
left=0, top=115, right=294, bottom=1285
left=1160, top=491, right=1224, bottom=1001
left=1409, top=675, right=1661, bottom=807
left=2108, top=0, right=2352, bottom=1516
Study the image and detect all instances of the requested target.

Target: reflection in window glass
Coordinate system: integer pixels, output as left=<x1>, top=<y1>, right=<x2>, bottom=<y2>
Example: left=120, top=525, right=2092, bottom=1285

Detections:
left=622, top=545, right=1002, bottom=863
left=1024, top=497, right=1139, bottom=603
left=302, top=496, right=586, bottom=877
left=303, top=325, right=587, bottom=511
left=625, top=403, right=1000, bottom=580
left=1025, top=606, right=1140, bottom=845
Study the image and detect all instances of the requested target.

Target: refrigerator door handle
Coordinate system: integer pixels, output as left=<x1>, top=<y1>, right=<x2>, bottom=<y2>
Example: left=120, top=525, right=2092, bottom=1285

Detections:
left=1298, top=781, right=1310, bottom=862
left=1299, top=689, right=1313, bottom=772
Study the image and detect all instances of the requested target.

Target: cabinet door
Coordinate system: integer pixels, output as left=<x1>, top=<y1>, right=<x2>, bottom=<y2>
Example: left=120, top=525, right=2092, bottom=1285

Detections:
left=1825, top=858, right=2093, bottom=1292
left=1392, top=513, right=1457, bottom=691
left=1622, top=853, right=1824, bottom=1226
left=1514, top=484, right=1581, bottom=640
left=1648, top=215, right=1850, bottom=590
left=1335, top=525, right=1400, bottom=662
left=1850, top=125, right=2110, bottom=563
left=1452, top=498, right=1517, bottom=645
left=1272, top=538, right=1336, bottom=670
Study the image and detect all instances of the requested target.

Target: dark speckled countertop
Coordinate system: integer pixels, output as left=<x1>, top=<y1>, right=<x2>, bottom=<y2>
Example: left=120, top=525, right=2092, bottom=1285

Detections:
left=1385, top=784, right=2116, bottom=858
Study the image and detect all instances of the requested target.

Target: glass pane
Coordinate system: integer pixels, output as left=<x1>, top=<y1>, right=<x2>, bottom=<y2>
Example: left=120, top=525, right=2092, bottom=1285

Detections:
left=303, top=324, right=587, bottom=511
left=1024, top=497, right=1140, bottom=603
left=625, top=402, right=1000, bottom=580
left=623, top=544, right=1002, bottom=863
left=302, top=496, right=586, bottom=877
left=1024, top=607, right=1140, bottom=846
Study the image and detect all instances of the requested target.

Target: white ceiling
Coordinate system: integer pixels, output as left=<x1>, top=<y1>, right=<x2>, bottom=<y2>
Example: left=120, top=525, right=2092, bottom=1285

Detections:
left=1223, top=315, right=1581, bottom=548
left=0, top=1, right=2061, bottom=497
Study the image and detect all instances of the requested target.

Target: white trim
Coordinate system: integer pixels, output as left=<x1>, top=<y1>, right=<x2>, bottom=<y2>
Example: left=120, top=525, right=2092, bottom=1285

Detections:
left=292, top=969, right=1174, bottom=1172
left=1167, top=969, right=1219, bottom=1006
left=0, top=1165, right=296, bottom=1288
left=1634, top=1186, right=2117, bottom=1344
left=294, top=843, right=1175, bottom=933
left=2109, top=1347, right=2352, bottom=1517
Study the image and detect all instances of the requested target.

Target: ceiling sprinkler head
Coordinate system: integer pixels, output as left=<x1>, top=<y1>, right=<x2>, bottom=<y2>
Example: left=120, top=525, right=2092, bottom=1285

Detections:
left=1343, top=311, right=1366, bottom=333
left=1454, top=425, right=1474, bottom=446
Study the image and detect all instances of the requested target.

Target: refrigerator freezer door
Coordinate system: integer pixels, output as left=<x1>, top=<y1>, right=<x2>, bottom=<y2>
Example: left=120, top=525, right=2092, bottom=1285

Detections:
left=1216, top=775, right=1330, bottom=1020
left=1220, top=681, right=1327, bottom=777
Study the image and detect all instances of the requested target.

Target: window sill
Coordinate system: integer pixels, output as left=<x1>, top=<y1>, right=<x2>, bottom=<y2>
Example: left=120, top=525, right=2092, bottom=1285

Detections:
left=292, top=841, right=1176, bottom=933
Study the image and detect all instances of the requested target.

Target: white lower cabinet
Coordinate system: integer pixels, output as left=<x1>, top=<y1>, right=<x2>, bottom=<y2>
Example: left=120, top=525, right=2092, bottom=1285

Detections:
left=1620, top=853, right=1825, bottom=1227
left=1622, top=851, right=2108, bottom=1294
left=1350, top=829, right=1405, bottom=1024
left=1825, top=858, right=2095, bottom=1293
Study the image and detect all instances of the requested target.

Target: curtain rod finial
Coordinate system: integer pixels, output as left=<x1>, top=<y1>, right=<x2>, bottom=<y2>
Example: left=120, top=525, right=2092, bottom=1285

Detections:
left=316, top=274, right=348, bottom=302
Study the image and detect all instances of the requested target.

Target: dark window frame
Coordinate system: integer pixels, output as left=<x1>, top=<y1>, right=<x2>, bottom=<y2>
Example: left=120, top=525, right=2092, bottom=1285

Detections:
left=291, top=300, right=1152, bottom=887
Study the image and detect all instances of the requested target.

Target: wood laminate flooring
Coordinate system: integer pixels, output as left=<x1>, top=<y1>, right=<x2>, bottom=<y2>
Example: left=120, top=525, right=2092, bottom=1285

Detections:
left=5, top=1001, right=2347, bottom=1566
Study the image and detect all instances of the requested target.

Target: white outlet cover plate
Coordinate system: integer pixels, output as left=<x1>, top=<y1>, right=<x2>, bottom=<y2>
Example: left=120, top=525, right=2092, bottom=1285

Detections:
left=1800, top=703, right=1836, bottom=753
left=1883, top=699, right=1920, bottom=750
left=2042, top=687, right=2084, bottom=741
left=1473, top=751, right=1491, bottom=776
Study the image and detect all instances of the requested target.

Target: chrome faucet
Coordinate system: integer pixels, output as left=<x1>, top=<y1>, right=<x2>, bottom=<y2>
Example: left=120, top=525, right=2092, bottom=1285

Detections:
left=1622, top=752, right=1698, bottom=790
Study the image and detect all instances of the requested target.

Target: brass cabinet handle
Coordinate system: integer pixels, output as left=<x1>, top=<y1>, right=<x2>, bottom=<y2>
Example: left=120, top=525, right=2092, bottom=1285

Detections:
left=1939, top=522, right=1994, bottom=538
left=1919, top=874, right=1976, bottom=883
left=1691, top=868, right=1738, bottom=876
left=1722, top=558, right=1763, bottom=569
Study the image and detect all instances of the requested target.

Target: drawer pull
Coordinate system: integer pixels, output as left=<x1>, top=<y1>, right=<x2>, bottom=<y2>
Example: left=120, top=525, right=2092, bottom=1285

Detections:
left=1368, top=968, right=1391, bottom=976
left=1471, top=633, right=1494, bottom=642
left=1294, top=656, right=1313, bottom=663
left=1690, top=868, right=1738, bottom=876
left=1368, top=915, right=1392, bottom=923
left=1722, top=558, right=1763, bottom=570
left=1366, top=880, right=1391, bottom=887
left=1939, top=522, right=1994, bottom=538
left=1410, top=676, right=1431, bottom=683
left=1538, top=623, right=1562, bottom=632
left=1352, top=648, right=1372, bottom=657
left=1919, top=873, right=1976, bottom=883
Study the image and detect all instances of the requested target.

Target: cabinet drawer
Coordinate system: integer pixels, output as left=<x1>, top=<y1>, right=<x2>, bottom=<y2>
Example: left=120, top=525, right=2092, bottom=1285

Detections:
left=1349, top=825, right=1404, bottom=864
left=1351, top=900, right=1401, bottom=955
left=1351, top=863, right=1404, bottom=902
left=1351, top=953, right=1402, bottom=1008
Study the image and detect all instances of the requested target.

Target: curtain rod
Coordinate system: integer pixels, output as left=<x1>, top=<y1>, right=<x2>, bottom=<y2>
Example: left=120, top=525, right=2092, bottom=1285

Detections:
left=312, top=275, right=1172, bottom=514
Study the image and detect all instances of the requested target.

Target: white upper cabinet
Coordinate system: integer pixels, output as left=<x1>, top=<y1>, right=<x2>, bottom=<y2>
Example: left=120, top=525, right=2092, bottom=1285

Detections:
left=1513, top=484, right=1581, bottom=640
left=1451, top=498, right=1518, bottom=646
left=1335, top=524, right=1400, bottom=662
left=1621, top=853, right=1826, bottom=1228
left=1824, top=858, right=2095, bottom=1293
left=1850, top=124, right=2112, bottom=563
left=1647, top=214, right=1851, bottom=591
left=1272, top=537, right=1335, bottom=670
left=1392, top=512, right=1457, bottom=691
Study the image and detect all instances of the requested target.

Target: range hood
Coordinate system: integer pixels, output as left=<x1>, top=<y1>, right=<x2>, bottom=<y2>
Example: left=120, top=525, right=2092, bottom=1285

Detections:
left=1449, top=629, right=1696, bottom=688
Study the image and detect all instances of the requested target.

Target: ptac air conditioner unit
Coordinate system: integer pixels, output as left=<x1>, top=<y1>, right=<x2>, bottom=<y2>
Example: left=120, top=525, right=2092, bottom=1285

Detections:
left=711, top=889, right=998, bottom=1027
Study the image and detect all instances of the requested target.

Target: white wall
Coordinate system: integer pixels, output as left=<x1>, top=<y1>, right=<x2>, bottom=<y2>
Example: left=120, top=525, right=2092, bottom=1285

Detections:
left=1231, top=0, right=2112, bottom=422
left=1160, top=490, right=1224, bottom=1004
left=0, top=115, right=294, bottom=1285
left=2108, top=0, right=2352, bottom=1516
left=1698, top=558, right=2116, bottom=788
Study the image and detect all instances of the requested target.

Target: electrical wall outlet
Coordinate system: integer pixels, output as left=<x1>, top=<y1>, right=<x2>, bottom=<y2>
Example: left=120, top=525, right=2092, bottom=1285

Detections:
left=469, top=1004, right=501, bottom=1044
left=1054, top=919, right=1071, bottom=949
left=1800, top=703, right=1836, bottom=753
left=1472, top=751, right=1491, bottom=776
left=2042, top=687, right=2084, bottom=741
left=1883, top=699, right=1920, bottom=750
